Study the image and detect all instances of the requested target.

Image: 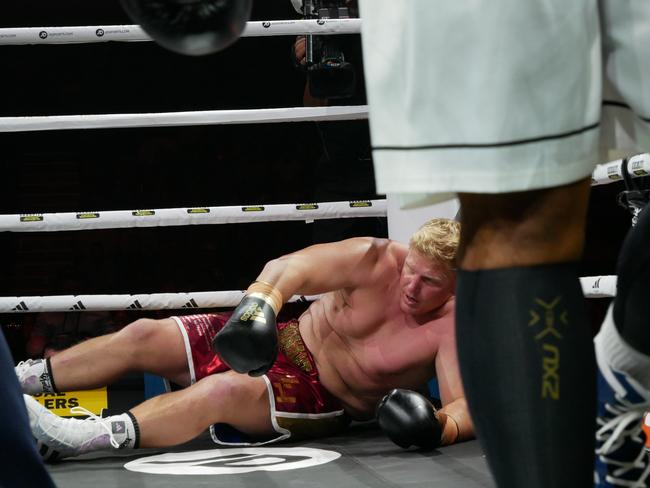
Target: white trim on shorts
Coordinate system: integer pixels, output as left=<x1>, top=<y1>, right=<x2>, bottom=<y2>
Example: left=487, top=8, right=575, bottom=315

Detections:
left=209, top=375, right=291, bottom=446
left=208, top=374, right=347, bottom=446
left=170, top=316, right=197, bottom=385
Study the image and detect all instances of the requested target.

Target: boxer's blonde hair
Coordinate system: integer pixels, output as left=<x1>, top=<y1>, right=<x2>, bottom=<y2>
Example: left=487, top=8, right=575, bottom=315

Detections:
left=409, top=218, right=460, bottom=270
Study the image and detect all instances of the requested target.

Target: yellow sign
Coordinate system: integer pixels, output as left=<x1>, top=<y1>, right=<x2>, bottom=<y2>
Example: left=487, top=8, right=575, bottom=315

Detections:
left=20, top=215, right=44, bottom=222
left=33, top=388, right=108, bottom=417
left=132, top=210, right=155, bottom=217
left=76, top=212, right=100, bottom=219
left=349, top=201, right=371, bottom=208
left=296, top=204, right=318, bottom=211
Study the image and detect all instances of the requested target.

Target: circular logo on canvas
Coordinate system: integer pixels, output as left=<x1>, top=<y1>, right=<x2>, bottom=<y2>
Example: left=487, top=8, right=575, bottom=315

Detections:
left=124, top=447, right=341, bottom=475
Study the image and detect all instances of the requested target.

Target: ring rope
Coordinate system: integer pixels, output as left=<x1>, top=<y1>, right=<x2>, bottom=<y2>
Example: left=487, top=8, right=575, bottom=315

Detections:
left=1, top=154, right=645, bottom=233
left=579, top=275, right=617, bottom=298
left=0, top=276, right=617, bottom=313
left=0, top=106, right=368, bottom=133
left=0, top=19, right=362, bottom=46
left=591, top=153, right=650, bottom=186
left=0, top=85, right=646, bottom=190
left=0, top=200, right=386, bottom=233
left=0, top=291, right=320, bottom=313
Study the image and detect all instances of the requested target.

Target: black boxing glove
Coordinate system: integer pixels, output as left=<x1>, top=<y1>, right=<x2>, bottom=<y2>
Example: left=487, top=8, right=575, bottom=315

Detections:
left=212, top=281, right=283, bottom=377
left=377, top=389, right=443, bottom=449
left=120, top=0, right=252, bottom=56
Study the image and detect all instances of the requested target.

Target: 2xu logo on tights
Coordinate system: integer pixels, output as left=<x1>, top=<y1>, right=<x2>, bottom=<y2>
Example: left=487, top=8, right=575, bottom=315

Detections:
left=529, top=297, right=567, bottom=401
left=124, top=447, right=341, bottom=475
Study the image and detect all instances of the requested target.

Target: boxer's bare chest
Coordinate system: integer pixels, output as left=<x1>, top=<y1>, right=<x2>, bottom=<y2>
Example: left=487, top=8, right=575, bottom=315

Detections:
left=300, top=286, right=443, bottom=412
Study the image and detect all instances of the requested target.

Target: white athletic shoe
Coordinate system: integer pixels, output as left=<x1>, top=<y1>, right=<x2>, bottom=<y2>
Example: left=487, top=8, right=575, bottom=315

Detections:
left=15, top=359, right=51, bottom=395
left=24, top=394, right=126, bottom=460
left=595, top=307, right=650, bottom=487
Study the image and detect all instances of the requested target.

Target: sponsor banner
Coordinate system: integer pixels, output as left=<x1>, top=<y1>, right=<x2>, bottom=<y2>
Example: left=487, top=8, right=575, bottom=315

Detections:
left=33, top=388, right=108, bottom=417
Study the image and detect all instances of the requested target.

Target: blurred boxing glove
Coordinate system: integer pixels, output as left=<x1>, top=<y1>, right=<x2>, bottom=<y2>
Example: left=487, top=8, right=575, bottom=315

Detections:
left=377, top=388, right=442, bottom=449
left=212, top=281, right=283, bottom=376
left=120, top=0, right=252, bottom=56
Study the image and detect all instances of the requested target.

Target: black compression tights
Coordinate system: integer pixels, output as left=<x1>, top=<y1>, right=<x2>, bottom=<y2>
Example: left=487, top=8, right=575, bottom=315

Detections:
left=456, top=263, right=595, bottom=488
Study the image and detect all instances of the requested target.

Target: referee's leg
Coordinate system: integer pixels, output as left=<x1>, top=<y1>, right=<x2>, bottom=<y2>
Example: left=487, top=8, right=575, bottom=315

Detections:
left=0, top=330, right=56, bottom=488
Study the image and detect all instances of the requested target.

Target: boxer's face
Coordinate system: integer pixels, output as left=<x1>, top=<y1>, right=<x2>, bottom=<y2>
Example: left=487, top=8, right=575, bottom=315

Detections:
left=399, top=250, right=454, bottom=316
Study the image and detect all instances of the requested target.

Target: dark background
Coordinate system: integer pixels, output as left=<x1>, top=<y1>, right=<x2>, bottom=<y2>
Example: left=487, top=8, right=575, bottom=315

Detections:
left=0, top=1, right=386, bottom=359
left=0, top=1, right=635, bottom=361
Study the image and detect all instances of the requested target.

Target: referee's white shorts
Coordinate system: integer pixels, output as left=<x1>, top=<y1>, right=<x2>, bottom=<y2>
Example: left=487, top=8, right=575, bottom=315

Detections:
left=359, top=0, right=650, bottom=206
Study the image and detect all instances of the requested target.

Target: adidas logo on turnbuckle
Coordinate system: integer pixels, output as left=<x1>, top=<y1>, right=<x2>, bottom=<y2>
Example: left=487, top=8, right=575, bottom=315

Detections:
left=12, top=301, right=29, bottom=312
left=182, top=299, right=198, bottom=309
left=69, top=301, right=86, bottom=311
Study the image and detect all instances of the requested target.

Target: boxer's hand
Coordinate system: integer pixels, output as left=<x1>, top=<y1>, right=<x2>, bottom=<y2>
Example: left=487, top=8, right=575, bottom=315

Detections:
left=120, top=0, right=252, bottom=56
left=212, top=281, right=282, bottom=376
left=377, top=389, right=443, bottom=449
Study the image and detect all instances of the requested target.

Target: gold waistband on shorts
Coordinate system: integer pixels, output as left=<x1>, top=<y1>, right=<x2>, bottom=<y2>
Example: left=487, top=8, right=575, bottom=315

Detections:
left=278, top=321, right=313, bottom=373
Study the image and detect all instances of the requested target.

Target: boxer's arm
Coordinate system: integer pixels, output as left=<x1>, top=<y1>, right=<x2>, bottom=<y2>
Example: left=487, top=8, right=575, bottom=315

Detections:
left=438, top=397, right=473, bottom=445
left=213, top=237, right=394, bottom=376
left=256, top=237, right=393, bottom=305
left=435, top=330, right=475, bottom=444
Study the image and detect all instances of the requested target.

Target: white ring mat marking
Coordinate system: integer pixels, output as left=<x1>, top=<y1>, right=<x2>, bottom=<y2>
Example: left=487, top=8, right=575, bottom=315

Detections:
left=124, top=447, right=341, bottom=475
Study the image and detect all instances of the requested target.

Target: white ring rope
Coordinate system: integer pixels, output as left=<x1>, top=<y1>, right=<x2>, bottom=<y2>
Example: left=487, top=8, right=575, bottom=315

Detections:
left=0, top=19, right=362, bottom=46
left=0, top=200, right=386, bottom=233
left=0, top=106, right=368, bottom=133
left=0, top=150, right=645, bottom=233
left=0, top=291, right=320, bottom=313
left=0, top=276, right=616, bottom=313
left=591, top=153, right=650, bottom=186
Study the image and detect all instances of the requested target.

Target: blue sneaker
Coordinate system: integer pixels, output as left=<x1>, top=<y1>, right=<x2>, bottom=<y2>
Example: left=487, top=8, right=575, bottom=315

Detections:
left=595, top=337, right=650, bottom=487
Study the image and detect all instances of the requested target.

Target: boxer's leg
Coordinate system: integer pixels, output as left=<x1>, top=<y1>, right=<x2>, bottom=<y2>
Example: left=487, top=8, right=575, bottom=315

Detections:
left=17, top=317, right=191, bottom=394
left=25, top=370, right=271, bottom=458
left=133, top=370, right=272, bottom=447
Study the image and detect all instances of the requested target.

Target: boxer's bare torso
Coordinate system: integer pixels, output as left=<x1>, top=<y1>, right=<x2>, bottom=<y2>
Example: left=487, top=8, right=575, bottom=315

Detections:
left=296, top=240, right=458, bottom=419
